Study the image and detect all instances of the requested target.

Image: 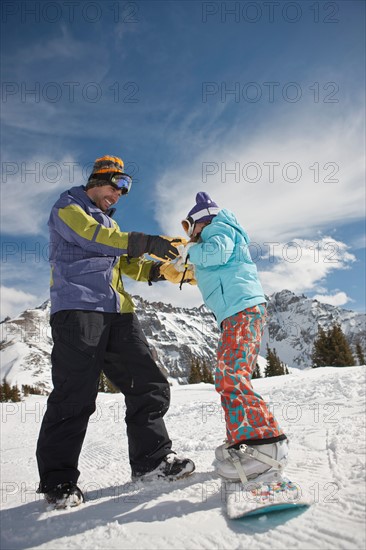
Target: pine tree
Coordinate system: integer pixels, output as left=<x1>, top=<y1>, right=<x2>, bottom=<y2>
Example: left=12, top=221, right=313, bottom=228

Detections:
left=252, top=363, right=262, bottom=379
left=0, top=379, right=11, bottom=402
left=277, top=355, right=289, bottom=376
left=188, top=356, right=202, bottom=384
left=22, top=384, right=43, bottom=396
left=264, top=346, right=275, bottom=377
left=355, top=342, right=365, bottom=365
left=329, top=325, right=355, bottom=366
left=10, top=384, right=21, bottom=402
left=312, top=326, right=330, bottom=368
left=265, top=346, right=287, bottom=377
left=98, top=372, right=106, bottom=392
left=201, top=358, right=214, bottom=383
left=0, top=379, right=21, bottom=402
left=187, top=355, right=214, bottom=384
left=312, top=324, right=355, bottom=367
left=104, top=375, right=119, bottom=393
left=98, top=372, right=119, bottom=393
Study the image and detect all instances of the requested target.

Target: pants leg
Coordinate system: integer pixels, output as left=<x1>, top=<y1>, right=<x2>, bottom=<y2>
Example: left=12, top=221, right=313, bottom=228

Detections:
left=36, top=311, right=109, bottom=491
left=102, top=313, right=172, bottom=475
left=216, top=305, right=284, bottom=445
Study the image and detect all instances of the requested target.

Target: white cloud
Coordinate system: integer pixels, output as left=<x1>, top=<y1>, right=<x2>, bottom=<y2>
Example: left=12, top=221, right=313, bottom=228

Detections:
left=1, top=26, right=112, bottom=138
left=0, top=286, right=40, bottom=320
left=350, top=234, right=366, bottom=250
left=1, top=154, right=84, bottom=235
left=124, top=236, right=356, bottom=310
left=2, top=25, right=110, bottom=82
left=155, top=101, right=365, bottom=245
left=313, top=292, right=351, bottom=307
left=258, top=237, right=356, bottom=295
left=152, top=99, right=363, bottom=303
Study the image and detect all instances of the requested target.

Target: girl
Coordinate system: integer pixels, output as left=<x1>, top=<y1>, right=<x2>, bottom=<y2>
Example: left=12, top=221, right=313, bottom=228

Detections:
left=179, top=192, right=288, bottom=484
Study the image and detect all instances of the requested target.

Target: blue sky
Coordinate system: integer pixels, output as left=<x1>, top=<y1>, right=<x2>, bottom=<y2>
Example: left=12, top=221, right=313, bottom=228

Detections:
left=1, top=0, right=365, bottom=318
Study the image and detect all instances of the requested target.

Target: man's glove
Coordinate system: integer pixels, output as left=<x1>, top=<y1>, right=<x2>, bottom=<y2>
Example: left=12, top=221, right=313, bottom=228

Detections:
left=149, top=236, right=188, bottom=261
left=159, top=262, right=197, bottom=285
left=148, top=262, right=165, bottom=284
left=128, top=232, right=187, bottom=261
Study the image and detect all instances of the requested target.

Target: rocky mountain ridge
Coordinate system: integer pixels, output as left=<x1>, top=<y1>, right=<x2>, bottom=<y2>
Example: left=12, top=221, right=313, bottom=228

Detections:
left=1, top=290, right=364, bottom=393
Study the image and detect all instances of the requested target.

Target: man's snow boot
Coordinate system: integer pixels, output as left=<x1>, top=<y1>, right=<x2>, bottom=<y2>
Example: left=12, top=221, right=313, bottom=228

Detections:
left=44, top=482, right=85, bottom=509
left=132, top=453, right=195, bottom=481
left=215, top=440, right=289, bottom=483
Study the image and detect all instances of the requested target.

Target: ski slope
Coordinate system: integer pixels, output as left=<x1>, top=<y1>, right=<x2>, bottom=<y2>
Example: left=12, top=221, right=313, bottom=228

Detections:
left=1, top=366, right=365, bottom=550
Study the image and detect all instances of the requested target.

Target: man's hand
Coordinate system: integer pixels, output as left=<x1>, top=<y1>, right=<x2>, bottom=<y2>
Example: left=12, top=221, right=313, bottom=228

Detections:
left=148, top=262, right=165, bottom=284
left=149, top=236, right=188, bottom=261
left=128, top=233, right=187, bottom=261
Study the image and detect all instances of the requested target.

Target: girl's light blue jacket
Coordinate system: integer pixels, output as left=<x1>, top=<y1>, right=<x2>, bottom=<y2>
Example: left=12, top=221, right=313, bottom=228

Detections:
left=188, top=209, right=266, bottom=327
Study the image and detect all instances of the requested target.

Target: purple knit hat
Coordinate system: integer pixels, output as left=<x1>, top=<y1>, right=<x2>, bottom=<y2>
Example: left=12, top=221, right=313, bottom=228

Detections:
left=187, top=192, right=220, bottom=223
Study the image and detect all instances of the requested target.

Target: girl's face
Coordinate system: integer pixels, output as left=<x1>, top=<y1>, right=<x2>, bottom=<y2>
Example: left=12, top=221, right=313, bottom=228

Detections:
left=192, top=221, right=209, bottom=238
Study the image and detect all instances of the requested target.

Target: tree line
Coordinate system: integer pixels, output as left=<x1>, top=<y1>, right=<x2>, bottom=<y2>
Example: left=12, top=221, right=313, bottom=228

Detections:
left=311, top=324, right=364, bottom=368
left=0, top=372, right=118, bottom=403
left=1, top=323, right=364, bottom=401
left=187, top=345, right=289, bottom=383
left=187, top=323, right=364, bottom=383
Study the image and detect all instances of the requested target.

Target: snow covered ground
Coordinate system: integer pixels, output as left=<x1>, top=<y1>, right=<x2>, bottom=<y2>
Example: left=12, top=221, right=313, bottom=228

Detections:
left=1, top=366, right=365, bottom=550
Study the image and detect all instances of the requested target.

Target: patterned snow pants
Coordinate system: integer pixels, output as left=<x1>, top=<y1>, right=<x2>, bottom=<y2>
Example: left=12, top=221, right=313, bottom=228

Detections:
left=216, top=304, right=284, bottom=445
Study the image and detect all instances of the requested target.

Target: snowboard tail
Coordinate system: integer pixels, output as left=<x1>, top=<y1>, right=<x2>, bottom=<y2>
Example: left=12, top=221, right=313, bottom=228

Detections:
left=224, top=478, right=310, bottom=519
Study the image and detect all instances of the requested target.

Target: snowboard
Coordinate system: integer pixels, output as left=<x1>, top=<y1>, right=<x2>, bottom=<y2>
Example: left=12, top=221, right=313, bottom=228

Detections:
left=223, top=478, right=310, bottom=520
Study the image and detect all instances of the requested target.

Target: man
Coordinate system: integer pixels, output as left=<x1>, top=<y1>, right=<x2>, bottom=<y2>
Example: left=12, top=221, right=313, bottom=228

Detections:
left=36, top=155, right=195, bottom=509
left=178, top=192, right=288, bottom=485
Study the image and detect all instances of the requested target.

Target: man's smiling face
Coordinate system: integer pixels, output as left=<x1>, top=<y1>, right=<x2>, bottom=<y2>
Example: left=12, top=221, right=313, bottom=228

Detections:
left=86, top=185, right=123, bottom=212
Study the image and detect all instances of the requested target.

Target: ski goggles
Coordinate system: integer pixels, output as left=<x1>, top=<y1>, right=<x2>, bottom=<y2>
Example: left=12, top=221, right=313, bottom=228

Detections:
left=109, top=172, right=132, bottom=194
left=181, top=210, right=219, bottom=237
left=90, top=172, right=133, bottom=195
left=181, top=216, right=195, bottom=237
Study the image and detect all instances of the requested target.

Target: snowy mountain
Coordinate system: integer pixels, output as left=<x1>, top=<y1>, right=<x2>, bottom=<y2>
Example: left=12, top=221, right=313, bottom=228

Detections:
left=0, top=291, right=365, bottom=392
left=133, top=296, right=219, bottom=381
left=263, top=290, right=365, bottom=368
left=0, top=297, right=220, bottom=393
left=1, top=366, right=365, bottom=549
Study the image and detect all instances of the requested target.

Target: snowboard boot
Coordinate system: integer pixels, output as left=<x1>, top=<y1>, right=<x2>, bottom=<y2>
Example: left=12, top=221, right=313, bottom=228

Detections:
left=215, top=440, right=289, bottom=484
left=132, top=453, right=195, bottom=482
left=43, top=482, right=85, bottom=509
left=215, top=440, right=230, bottom=462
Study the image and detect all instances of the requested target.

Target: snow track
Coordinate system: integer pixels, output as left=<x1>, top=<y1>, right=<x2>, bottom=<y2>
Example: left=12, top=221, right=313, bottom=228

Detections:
left=1, top=367, right=365, bottom=549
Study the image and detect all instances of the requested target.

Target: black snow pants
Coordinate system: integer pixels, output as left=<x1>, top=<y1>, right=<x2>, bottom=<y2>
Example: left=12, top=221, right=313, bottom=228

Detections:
left=36, top=310, right=172, bottom=491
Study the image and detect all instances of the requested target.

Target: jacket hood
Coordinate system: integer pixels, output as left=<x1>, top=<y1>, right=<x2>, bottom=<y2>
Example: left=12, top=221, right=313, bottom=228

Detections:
left=210, top=208, right=250, bottom=244
left=56, top=185, right=85, bottom=206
